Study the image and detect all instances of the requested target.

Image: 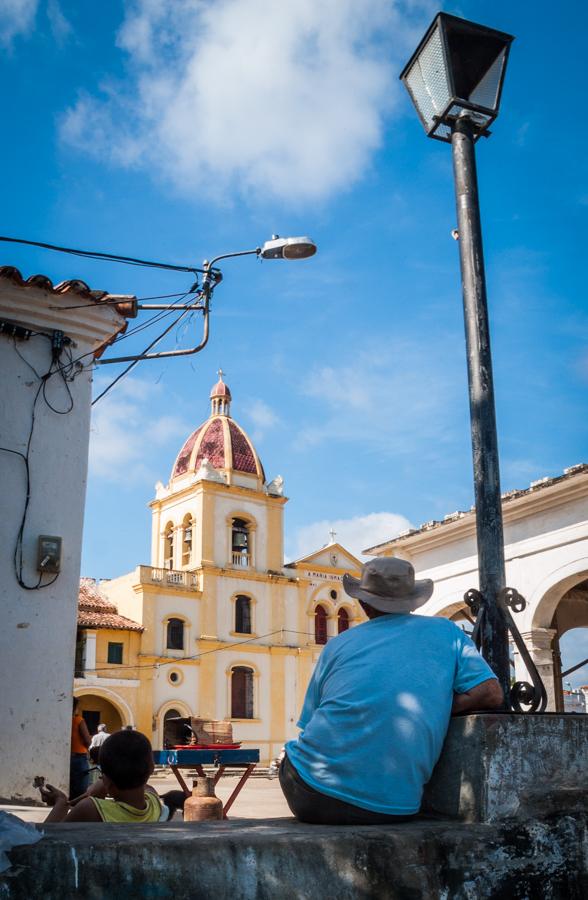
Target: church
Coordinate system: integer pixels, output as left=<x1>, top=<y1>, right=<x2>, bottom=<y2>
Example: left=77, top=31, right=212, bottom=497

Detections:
left=74, top=373, right=362, bottom=763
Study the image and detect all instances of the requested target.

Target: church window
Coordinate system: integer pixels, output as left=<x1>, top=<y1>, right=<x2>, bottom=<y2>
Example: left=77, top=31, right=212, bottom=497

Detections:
left=314, top=605, right=328, bottom=645
left=231, top=518, right=250, bottom=567
left=235, top=595, right=252, bottom=634
left=164, top=522, right=174, bottom=569
left=231, top=666, right=254, bottom=719
left=167, top=618, right=184, bottom=651
left=181, top=515, right=193, bottom=567
left=337, top=608, right=350, bottom=634
left=107, top=642, right=123, bottom=665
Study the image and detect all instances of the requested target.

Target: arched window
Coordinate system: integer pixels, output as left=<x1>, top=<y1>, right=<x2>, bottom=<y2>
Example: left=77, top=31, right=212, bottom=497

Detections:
left=164, top=522, right=174, bottom=569
left=181, top=515, right=193, bottom=567
left=337, top=608, right=350, bottom=634
left=235, top=596, right=252, bottom=634
left=166, top=618, right=184, bottom=650
left=231, top=666, right=254, bottom=719
left=231, top=518, right=250, bottom=567
left=315, top=605, right=328, bottom=645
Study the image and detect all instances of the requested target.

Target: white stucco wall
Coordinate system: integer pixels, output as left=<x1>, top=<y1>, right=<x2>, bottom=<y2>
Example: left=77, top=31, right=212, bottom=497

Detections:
left=0, top=278, right=126, bottom=801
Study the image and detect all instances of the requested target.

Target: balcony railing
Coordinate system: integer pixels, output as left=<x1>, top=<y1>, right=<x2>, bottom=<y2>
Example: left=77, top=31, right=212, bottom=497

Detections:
left=139, top=566, right=200, bottom=591
left=231, top=552, right=251, bottom=568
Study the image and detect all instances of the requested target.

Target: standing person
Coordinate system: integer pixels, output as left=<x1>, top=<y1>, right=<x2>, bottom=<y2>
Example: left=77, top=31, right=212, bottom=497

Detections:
left=280, top=558, right=503, bottom=825
left=70, top=698, right=91, bottom=800
left=89, top=723, right=110, bottom=751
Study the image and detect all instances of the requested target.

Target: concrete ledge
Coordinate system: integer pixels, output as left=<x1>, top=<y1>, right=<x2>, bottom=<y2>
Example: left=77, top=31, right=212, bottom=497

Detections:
left=423, top=713, right=588, bottom=822
left=2, top=813, right=586, bottom=899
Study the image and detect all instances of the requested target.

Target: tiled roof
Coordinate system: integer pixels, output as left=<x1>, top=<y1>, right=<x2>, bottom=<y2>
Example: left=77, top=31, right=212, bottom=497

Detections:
left=228, top=420, right=257, bottom=473
left=196, top=418, right=226, bottom=470
left=365, top=463, right=588, bottom=553
left=0, top=266, right=137, bottom=358
left=173, top=424, right=205, bottom=477
left=171, top=416, right=265, bottom=481
left=78, top=578, right=143, bottom=632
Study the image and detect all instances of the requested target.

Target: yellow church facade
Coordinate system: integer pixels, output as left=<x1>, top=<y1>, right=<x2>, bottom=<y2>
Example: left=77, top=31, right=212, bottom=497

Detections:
left=75, top=375, right=362, bottom=763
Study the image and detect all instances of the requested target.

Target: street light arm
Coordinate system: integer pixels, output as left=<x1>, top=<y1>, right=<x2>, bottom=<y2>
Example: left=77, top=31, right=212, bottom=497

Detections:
left=204, top=248, right=260, bottom=270
left=96, top=293, right=211, bottom=365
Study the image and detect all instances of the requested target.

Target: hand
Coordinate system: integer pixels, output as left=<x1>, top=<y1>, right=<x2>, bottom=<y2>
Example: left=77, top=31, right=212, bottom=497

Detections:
left=40, top=784, right=68, bottom=807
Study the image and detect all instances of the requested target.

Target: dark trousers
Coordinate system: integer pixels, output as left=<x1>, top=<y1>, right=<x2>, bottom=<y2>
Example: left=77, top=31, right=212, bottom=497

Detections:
left=69, top=753, right=89, bottom=800
left=279, top=753, right=417, bottom=826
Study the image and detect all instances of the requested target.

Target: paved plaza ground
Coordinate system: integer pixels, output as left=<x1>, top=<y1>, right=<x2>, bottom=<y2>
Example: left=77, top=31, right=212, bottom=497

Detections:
left=1, top=772, right=291, bottom=824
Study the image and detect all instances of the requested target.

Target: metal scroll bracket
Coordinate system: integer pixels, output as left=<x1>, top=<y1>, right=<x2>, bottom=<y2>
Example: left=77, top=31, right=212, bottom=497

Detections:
left=464, top=587, right=548, bottom=713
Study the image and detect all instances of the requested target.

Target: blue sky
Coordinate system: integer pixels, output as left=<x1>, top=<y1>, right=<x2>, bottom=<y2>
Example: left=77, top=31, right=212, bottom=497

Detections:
left=1, top=1, right=586, bottom=684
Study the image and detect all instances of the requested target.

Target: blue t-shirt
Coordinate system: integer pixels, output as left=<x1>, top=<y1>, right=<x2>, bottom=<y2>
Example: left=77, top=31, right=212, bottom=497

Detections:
left=286, top=613, right=495, bottom=815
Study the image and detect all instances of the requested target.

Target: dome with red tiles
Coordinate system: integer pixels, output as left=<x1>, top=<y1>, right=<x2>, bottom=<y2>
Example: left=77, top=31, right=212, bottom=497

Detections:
left=171, top=374, right=265, bottom=482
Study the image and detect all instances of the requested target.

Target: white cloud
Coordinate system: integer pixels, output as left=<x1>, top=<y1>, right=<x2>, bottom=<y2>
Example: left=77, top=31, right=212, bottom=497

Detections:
left=47, top=0, right=72, bottom=43
left=245, top=398, right=279, bottom=441
left=60, top=0, right=433, bottom=203
left=291, top=511, right=411, bottom=562
left=298, top=338, right=462, bottom=460
left=0, top=0, right=38, bottom=45
left=89, top=377, right=190, bottom=484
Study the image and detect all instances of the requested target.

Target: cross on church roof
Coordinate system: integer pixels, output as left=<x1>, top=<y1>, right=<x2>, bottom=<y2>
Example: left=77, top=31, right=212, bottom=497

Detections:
left=329, top=528, right=337, bottom=544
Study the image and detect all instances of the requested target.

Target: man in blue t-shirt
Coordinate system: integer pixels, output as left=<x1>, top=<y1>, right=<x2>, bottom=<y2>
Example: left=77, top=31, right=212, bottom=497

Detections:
left=281, top=557, right=503, bottom=825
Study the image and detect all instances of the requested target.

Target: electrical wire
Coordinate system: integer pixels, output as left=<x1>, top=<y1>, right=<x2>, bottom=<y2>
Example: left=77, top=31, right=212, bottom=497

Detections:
left=43, top=291, right=203, bottom=385
left=0, top=333, right=79, bottom=590
left=91, top=292, right=201, bottom=406
left=88, top=630, right=319, bottom=675
left=0, top=235, right=204, bottom=275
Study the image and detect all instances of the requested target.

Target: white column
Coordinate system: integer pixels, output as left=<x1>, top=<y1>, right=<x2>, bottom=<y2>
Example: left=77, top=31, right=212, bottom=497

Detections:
left=514, top=628, right=557, bottom=711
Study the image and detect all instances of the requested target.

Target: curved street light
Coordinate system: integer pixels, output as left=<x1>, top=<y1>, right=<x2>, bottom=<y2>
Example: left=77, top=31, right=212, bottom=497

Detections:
left=97, top=235, right=317, bottom=366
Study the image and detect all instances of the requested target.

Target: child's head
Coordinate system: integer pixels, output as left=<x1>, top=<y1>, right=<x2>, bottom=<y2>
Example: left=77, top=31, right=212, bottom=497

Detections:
left=99, top=730, right=154, bottom=790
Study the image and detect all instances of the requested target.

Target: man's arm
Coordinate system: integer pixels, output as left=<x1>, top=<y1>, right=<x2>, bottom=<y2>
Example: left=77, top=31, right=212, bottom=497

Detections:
left=79, top=719, right=92, bottom=749
left=451, top=677, right=503, bottom=715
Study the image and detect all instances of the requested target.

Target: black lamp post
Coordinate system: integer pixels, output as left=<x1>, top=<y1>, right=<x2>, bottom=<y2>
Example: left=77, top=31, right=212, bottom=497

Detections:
left=400, top=14, right=529, bottom=704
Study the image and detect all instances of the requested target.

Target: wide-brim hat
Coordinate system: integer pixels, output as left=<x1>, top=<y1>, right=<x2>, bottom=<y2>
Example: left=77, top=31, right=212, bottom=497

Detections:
left=343, top=557, right=433, bottom=613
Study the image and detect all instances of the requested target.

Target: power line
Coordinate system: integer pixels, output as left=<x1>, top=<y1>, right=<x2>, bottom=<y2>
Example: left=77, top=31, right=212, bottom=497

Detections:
left=87, top=630, right=318, bottom=675
left=91, top=292, right=200, bottom=405
left=0, top=235, right=204, bottom=275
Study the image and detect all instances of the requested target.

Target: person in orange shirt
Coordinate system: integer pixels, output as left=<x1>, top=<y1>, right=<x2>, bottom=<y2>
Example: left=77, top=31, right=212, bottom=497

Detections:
left=70, top=697, right=91, bottom=799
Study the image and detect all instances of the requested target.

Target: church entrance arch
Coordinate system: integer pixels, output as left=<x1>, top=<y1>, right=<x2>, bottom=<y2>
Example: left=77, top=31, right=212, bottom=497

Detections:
left=156, top=701, right=192, bottom=749
left=75, top=693, right=125, bottom=735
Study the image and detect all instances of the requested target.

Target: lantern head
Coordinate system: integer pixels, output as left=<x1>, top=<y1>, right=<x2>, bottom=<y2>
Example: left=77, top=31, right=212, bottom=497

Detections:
left=400, top=13, right=514, bottom=142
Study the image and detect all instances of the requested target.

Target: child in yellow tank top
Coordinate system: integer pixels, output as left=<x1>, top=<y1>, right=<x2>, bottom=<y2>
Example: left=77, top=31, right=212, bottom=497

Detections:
left=41, top=730, right=170, bottom=824
left=91, top=790, right=165, bottom=822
